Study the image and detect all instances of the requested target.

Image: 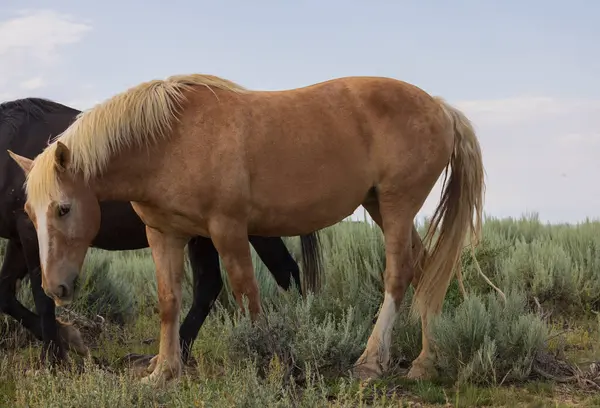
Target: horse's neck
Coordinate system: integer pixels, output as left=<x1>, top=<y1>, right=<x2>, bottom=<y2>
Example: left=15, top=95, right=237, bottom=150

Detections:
left=91, top=149, right=155, bottom=203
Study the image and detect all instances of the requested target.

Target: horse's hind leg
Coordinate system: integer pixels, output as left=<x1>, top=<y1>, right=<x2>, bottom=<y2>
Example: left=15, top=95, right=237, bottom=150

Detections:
left=362, top=199, right=423, bottom=319
left=405, top=229, right=438, bottom=379
left=353, top=195, right=417, bottom=380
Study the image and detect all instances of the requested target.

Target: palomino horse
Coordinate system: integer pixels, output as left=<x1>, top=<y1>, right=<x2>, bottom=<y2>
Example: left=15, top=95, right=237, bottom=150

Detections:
left=10, top=73, right=485, bottom=385
left=0, top=97, right=323, bottom=366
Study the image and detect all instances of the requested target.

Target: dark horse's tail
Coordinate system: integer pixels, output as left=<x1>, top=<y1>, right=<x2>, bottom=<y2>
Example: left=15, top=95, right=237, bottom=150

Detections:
left=299, top=232, right=324, bottom=294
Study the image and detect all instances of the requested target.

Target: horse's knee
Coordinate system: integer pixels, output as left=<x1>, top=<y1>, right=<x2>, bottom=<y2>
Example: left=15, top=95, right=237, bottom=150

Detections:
left=158, top=293, right=181, bottom=322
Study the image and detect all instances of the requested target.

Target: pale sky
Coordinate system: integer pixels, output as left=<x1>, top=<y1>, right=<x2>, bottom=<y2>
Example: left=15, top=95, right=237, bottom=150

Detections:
left=1, top=1, right=599, bottom=224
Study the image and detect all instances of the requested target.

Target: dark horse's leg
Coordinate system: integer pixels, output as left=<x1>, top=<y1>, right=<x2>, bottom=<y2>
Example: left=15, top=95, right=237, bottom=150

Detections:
left=248, top=236, right=303, bottom=295
left=28, top=262, right=65, bottom=364
left=179, top=236, right=223, bottom=364
left=0, top=238, right=70, bottom=365
left=16, top=224, right=65, bottom=365
left=179, top=235, right=310, bottom=364
left=0, top=240, right=43, bottom=339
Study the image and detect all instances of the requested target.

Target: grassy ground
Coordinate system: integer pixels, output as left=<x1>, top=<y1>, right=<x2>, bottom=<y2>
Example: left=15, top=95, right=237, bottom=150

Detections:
left=1, top=213, right=599, bottom=407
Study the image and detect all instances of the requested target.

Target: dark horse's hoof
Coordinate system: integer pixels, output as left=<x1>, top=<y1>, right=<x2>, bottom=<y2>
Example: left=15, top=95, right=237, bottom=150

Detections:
left=40, top=344, right=68, bottom=370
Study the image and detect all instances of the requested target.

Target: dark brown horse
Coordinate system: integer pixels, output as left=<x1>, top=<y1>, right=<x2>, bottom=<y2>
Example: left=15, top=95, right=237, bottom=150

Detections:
left=0, top=97, right=323, bottom=366
left=11, top=73, right=485, bottom=385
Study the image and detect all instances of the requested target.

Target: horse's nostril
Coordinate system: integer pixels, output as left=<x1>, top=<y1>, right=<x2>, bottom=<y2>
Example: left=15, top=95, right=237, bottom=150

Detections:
left=57, top=284, right=69, bottom=299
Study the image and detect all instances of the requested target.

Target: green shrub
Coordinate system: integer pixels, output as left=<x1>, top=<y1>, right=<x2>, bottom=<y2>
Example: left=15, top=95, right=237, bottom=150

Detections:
left=222, top=291, right=376, bottom=380
left=459, top=214, right=600, bottom=315
left=429, top=290, right=548, bottom=385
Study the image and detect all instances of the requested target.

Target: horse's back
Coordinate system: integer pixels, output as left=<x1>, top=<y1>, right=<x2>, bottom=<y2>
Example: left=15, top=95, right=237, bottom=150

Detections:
left=238, top=75, right=447, bottom=194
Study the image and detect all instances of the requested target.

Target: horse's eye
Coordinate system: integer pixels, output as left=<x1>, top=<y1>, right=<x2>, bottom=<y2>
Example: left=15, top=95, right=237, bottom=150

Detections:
left=58, top=204, right=71, bottom=217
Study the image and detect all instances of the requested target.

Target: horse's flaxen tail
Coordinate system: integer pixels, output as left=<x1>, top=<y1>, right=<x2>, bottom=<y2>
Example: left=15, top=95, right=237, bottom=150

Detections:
left=411, top=97, right=486, bottom=321
left=299, top=232, right=324, bottom=294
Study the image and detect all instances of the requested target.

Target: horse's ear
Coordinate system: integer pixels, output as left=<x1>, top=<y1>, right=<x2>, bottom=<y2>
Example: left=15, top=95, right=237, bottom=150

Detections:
left=54, top=142, right=71, bottom=172
left=7, top=150, right=33, bottom=175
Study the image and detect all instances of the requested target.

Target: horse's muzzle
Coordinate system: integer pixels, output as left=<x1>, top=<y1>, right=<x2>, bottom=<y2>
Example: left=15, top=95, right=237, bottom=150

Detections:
left=43, top=270, right=77, bottom=306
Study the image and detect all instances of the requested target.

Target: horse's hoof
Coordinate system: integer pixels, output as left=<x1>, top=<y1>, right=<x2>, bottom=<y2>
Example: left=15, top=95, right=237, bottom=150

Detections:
left=146, top=355, right=159, bottom=373
left=352, top=362, right=383, bottom=381
left=140, top=359, right=181, bottom=387
left=140, top=373, right=156, bottom=386
left=406, top=359, right=436, bottom=381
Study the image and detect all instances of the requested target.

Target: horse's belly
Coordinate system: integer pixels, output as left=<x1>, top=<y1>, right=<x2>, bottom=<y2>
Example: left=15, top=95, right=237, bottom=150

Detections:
left=245, top=144, right=373, bottom=235
left=247, top=179, right=369, bottom=236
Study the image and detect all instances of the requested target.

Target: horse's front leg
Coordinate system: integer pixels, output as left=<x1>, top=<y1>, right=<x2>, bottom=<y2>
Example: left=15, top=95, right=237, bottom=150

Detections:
left=141, top=225, right=187, bottom=386
left=209, top=217, right=262, bottom=320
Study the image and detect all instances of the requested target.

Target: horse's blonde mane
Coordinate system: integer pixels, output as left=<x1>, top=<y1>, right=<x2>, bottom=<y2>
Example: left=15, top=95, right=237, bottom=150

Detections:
left=25, top=73, right=246, bottom=205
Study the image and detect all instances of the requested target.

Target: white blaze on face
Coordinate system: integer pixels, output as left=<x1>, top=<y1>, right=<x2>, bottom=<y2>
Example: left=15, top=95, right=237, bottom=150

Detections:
left=35, top=203, right=50, bottom=271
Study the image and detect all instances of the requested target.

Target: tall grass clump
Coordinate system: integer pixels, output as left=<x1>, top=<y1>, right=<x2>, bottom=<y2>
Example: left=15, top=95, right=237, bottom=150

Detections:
left=459, top=213, right=600, bottom=316
left=429, top=290, right=549, bottom=386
